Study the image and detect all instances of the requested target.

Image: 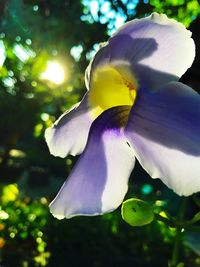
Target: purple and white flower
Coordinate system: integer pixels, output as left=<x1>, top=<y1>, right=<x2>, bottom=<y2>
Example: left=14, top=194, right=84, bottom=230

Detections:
left=45, top=13, right=200, bottom=219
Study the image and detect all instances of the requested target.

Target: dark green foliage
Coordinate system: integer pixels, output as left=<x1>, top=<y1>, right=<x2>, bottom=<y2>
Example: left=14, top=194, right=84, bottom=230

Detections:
left=0, top=0, right=200, bottom=266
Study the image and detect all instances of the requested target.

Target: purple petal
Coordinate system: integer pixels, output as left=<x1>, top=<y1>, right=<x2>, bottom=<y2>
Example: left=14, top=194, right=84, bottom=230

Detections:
left=125, top=82, right=200, bottom=196
left=45, top=93, right=93, bottom=157
left=88, top=13, right=195, bottom=90
left=50, top=106, right=135, bottom=219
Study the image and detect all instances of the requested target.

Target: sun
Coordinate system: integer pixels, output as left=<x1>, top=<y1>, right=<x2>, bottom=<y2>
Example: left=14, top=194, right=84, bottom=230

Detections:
left=41, top=61, right=65, bottom=85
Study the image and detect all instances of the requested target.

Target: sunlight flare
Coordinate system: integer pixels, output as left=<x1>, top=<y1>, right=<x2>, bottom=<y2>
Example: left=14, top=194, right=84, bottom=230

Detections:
left=41, top=61, right=65, bottom=84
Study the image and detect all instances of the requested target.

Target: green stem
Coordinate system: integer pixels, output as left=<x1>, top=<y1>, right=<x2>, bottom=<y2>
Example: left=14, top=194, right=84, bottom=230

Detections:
left=170, top=197, right=187, bottom=267
left=171, top=227, right=182, bottom=267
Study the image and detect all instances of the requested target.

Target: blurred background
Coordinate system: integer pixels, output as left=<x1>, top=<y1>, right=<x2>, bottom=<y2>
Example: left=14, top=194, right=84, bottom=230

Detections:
left=0, top=0, right=200, bottom=266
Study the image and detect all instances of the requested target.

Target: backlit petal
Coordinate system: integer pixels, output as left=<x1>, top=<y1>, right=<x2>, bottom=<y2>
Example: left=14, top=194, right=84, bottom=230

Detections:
left=88, top=13, right=195, bottom=90
left=125, top=82, right=200, bottom=196
left=45, top=93, right=93, bottom=157
left=50, top=106, right=135, bottom=219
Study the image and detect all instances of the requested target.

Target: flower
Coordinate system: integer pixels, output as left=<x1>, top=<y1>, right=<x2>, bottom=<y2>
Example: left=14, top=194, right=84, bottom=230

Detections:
left=45, top=13, right=200, bottom=219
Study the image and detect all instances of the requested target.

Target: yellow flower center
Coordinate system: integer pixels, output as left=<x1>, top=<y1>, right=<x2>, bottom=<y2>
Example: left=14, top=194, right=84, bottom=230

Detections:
left=89, top=64, right=137, bottom=118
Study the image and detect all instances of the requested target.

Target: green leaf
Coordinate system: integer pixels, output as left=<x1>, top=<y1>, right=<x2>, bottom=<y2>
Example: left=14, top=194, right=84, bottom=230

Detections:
left=191, top=212, right=200, bottom=223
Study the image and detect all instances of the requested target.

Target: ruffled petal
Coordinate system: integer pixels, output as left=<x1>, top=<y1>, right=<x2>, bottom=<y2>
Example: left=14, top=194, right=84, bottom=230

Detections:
left=125, top=82, right=200, bottom=196
left=45, top=93, right=93, bottom=157
left=88, top=13, right=195, bottom=90
left=50, top=106, right=135, bottom=219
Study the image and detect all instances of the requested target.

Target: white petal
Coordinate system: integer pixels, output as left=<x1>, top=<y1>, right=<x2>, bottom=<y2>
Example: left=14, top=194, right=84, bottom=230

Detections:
left=50, top=106, right=135, bottom=218
left=45, top=93, right=93, bottom=157
left=88, top=13, right=195, bottom=90
left=125, top=82, right=200, bottom=196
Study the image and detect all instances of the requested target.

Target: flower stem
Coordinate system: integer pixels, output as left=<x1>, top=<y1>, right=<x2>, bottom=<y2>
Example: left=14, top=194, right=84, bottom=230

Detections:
left=170, top=197, right=187, bottom=267
left=171, top=226, right=182, bottom=267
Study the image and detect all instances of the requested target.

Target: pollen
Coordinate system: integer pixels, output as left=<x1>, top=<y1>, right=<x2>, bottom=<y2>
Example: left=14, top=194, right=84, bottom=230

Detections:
left=89, top=64, right=138, bottom=118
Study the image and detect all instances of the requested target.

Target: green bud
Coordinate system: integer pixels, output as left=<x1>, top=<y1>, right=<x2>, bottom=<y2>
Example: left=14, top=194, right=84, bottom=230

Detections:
left=121, top=198, right=154, bottom=227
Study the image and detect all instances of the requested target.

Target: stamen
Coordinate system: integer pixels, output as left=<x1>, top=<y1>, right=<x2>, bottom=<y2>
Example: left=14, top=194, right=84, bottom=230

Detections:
left=123, top=78, right=136, bottom=102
